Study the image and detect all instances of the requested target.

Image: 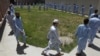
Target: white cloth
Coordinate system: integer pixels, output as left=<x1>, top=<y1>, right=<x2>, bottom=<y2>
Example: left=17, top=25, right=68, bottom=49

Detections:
left=88, top=17, right=100, bottom=44
left=90, top=13, right=95, bottom=18
left=75, top=24, right=91, bottom=53
left=44, top=25, right=61, bottom=53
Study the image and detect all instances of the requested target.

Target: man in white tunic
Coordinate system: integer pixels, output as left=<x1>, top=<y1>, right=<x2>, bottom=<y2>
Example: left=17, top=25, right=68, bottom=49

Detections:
left=88, top=15, right=100, bottom=47
left=41, top=19, right=63, bottom=56
left=75, top=18, right=91, bottom=56
left=14, top=12, right=28, bottom=47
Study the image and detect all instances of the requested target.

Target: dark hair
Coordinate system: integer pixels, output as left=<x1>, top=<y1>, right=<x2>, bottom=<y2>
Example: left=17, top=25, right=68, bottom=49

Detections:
left=84, top=18, right=89, bottom=25
left=7, top=11, right=11, bottom=15
left=94, top=9, right=98, bottom=13
left=93, top=14, right=98, bottom=18
left=15, top=12, right=20, bottom=18
left=53, top=22, right=58, bottom=25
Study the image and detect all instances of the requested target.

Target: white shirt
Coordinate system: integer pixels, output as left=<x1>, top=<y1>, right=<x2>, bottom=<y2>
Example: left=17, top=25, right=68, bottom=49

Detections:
left=47, top=25, right=60, bottom=44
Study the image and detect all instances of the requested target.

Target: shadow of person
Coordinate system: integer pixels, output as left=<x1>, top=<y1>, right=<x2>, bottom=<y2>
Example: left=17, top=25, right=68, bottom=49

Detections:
left=16, top=44, right=27, bottom=55
left=89, top=44, right=100, bottom=51
left=95, top=35, right=100, bottom=39
left=0, top=18, right=6, bottom=42
left=81, top=51, right=87, bottom=56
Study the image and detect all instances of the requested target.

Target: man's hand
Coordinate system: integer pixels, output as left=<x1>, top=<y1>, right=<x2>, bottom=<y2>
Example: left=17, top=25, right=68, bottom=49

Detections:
left=20, top=30, right=25, bottom=34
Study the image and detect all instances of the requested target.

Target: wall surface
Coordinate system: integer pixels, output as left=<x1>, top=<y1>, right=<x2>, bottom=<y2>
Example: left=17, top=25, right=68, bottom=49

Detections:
left=0, top=0, right=10, bottom=21
left=45, top=0, right=100, bottom=14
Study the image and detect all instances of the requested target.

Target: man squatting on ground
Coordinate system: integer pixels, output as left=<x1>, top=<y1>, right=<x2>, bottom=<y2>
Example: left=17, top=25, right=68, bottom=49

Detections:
left=41, top=19, right=63, bottom=56
left=75, top=18, right=91, bottom=56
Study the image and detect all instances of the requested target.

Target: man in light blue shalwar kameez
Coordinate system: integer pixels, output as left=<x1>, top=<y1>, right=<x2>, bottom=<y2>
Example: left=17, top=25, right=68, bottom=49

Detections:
left=75, top=18, right=91, bottom=56
left=90, top=9, right=98, bottom=18
left=41, top=19, right=63, bottom=56
left=14, top=12, right=28, bottom=47
left=88, top=15, right=100, bottom=47
left=6, top=11, right=15, bottom=35
left=89, top=5, right=94, bottom=16
left=9, top=4, right=15, bottom=16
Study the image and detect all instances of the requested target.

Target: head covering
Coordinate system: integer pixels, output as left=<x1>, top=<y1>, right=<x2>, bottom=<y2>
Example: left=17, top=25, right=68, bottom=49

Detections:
left=53, top=19, right=59, bottom=23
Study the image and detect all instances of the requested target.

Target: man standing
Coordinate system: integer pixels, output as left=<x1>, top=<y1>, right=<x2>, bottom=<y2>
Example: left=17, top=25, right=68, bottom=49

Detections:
left=75, top=18, right=91, bottom=56
left=14, top=12, right=28, bottom=47
left=81, top=5, right=85, bottom=16
left=41, top=19, right=63, bottom=56
left=6, top=11, right=15, bottom=35
left=89, top=5, right=94, bottom=16
left=88, top=15, right=100, bottom=47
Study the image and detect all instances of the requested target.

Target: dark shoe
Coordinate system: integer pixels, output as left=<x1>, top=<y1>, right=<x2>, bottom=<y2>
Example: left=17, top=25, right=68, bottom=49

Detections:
left=23, top=43, right=29, bottom=48
left=8, top=30, right=14, bottom=36
left=17, top=43, right=20, bottom=46
left=76, top=53, right=81, bottom=56
left=41, top=51, right=47, bottom=56
left=88, top=44, right=93, bottom=47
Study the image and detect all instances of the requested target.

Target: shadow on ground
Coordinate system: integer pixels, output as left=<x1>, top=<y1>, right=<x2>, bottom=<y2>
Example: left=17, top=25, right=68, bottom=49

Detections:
left=90, top=44, right=100, bottom=51
left=0, top=18, right=6, bottom=42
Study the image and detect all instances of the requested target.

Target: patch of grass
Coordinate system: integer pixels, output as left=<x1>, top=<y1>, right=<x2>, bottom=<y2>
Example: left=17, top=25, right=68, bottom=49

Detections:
left=15, top=6, right=84, bottom=52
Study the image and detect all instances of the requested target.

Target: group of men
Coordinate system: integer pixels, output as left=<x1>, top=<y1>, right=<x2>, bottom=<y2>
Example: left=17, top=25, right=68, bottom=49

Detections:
left=5, top=3, right=100, bottom=56
left=45, top=3, right=94, bottom=16
left=41, top=9, right=100, bottom=56
left=75, top=9, right=100, bottom=56
left=6, top=4, right=28, bottom=47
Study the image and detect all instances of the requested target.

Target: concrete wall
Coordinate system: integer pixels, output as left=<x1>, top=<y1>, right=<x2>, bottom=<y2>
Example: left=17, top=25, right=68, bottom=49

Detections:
left=97, top=0, right=100, bottom=14
left=45, top=0, right=100, bottom=14
left=16, top=0, right=35, bottom=5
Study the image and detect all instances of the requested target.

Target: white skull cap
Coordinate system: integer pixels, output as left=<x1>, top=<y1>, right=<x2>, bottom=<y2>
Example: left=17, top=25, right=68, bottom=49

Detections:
left=53, top=19, right=59, bottom=23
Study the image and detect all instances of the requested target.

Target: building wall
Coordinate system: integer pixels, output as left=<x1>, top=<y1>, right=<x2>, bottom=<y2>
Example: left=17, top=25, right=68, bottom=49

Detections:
left=0, top=0, right=10, bottom=21
left=97, top=0, right=100, bottom=14
left=45, top=0, right=100, bottom=14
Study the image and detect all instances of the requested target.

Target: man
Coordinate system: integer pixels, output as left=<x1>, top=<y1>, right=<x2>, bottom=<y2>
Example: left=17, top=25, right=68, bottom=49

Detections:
left=90, top=9, right=98, bottom=18
left=81, top=5, right=85, bottom=16
left=75, top=18, right=91, bottom=56
left=6, top=11, right=15, bottom=35
left=88, top=15, right=100, bottom=47
left=27, top=4, right=31, bottom=12
left=14, top=12, right=28, bottom=47
left=9, top=4, right=15, bottom=16
left=73, top=4, right=76, bottom=13
left=76, top=5, right=79, bottom=14
left=41, top=19, right=63, bottom=56
left=89, top=5, right=94, bottom=16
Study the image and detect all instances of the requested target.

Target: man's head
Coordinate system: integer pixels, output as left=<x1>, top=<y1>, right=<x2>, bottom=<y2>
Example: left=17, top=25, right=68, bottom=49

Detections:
left=84, top=18, right=89, bottom=25
left=15, top=12, right=20, bottom=18
left=90, top=4, right=92, bottom=7
left=53, top=19, right=59, bottom=27
left=94, top=9, right=98, bottom=14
